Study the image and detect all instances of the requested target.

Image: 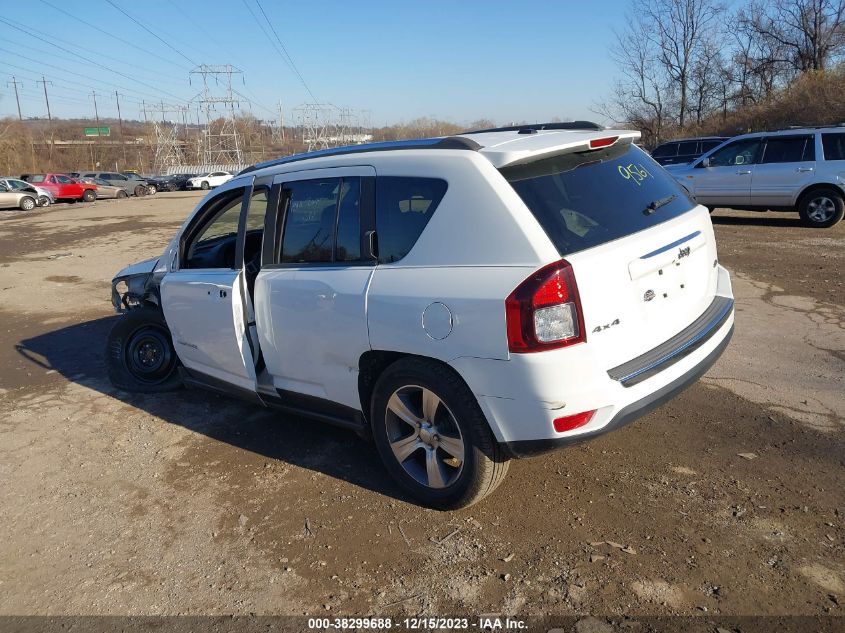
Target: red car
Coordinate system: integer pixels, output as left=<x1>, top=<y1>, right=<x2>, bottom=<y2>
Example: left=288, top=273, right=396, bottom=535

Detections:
left=23, top=173, right=97, bottom=202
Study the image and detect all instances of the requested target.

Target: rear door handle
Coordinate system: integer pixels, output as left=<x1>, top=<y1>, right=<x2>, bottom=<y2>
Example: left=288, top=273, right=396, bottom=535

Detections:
left=736, top=170, right=751, bottom=175
left=796, top=167, right=814, bottom=172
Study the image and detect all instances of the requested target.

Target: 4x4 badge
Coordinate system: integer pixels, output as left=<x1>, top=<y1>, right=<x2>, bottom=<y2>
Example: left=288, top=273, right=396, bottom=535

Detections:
left=644, top=289, right=655, bottom=301
left=592, top=318, right=620, bottom=333
left=678, top=246, right=691, bottom=259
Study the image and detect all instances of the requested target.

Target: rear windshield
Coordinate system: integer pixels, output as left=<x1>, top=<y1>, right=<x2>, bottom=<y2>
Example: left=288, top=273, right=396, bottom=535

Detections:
left=501, top=143, right=695, bottom=256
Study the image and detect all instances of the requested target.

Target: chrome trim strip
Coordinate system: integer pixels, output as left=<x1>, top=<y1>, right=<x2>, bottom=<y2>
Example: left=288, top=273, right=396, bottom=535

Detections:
left=608, top=295, right=733, bottom=387
left=640, top=230, right=702, bottom=259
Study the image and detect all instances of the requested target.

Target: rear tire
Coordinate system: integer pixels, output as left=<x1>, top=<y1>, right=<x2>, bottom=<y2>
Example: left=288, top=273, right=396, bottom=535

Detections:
left=200, top=181, right=210, bottom=190
left=799, top=188, right=845, bottom=228
left=19, top=196, right=36, bottom=211
left=370, top=357, right=509, bottom=509
left=134, top=185, right=147, bottom=197
left=146, top=185, right=157, bottom=195
left=106, top=307, right=182, bottom=393
left=82, top=189, right=96, bottom=202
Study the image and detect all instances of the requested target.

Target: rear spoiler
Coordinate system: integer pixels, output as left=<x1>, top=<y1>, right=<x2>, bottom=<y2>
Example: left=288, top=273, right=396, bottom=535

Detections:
left=474, top=130, right=641, bottom=169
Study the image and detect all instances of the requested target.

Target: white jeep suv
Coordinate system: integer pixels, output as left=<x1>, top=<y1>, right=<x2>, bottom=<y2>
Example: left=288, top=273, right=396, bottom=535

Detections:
left=667, top=126, right=845, bottom=228
left=108, top=122, right=734, bottom=509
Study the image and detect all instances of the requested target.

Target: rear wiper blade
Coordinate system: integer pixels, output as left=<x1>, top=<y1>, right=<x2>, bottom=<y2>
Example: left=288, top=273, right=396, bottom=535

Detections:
left=643, top=194, right=676, bottom=215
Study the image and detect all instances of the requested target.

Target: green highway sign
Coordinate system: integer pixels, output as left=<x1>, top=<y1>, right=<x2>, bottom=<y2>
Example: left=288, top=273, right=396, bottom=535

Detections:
left=84, top=127, right=110, bottom=137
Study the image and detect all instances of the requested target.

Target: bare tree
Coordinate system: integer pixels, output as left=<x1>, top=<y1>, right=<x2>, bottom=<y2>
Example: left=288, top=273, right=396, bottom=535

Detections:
left=640, top=0, right=726, bottom=127
left=741, top=0, right=845, bottom=72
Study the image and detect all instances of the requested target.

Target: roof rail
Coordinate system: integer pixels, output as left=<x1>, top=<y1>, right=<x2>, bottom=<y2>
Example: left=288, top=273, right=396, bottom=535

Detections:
left=461, top=121, right=604, bottom=134
left=781, top=123, right=845, bottom=130
left=239, top=136, right=481, bottom=175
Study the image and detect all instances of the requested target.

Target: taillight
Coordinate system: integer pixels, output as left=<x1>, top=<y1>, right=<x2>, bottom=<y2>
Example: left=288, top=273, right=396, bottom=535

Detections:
left=506, top=259, right=585, bottom=353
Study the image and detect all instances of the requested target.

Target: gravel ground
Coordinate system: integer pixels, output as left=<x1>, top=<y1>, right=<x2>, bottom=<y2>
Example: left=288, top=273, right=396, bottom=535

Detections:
left=0, top=194, right=842, bottom=619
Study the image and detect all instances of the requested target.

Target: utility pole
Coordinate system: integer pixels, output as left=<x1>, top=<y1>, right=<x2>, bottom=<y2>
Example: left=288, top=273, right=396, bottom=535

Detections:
left=91, top=90, right=101, bottom=169
left=37, top=77, right=55, bottom=161
left=115, top=91, right=127, bottom=168
left=7, top=76, right=23, bottom=120
left=37, top=77, right=52, bottom=122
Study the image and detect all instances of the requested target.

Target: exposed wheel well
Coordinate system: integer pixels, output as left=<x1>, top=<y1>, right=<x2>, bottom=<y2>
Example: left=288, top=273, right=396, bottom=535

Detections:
left=797, top=183, right=845, bottom=207
left=358, top=351, right=481, bottom=430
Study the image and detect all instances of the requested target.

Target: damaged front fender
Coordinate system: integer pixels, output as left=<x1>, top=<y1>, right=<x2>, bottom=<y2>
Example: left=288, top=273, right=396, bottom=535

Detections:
left=111, top=257, right=161, bottom=312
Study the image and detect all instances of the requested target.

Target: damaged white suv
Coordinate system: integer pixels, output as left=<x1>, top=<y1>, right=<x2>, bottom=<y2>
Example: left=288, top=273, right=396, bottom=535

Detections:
left=108, top=122, right=734, bottom=509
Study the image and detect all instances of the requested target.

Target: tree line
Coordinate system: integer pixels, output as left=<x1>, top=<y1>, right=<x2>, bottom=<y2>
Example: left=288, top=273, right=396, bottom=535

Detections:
left=597, top=0, right=845, bottom=146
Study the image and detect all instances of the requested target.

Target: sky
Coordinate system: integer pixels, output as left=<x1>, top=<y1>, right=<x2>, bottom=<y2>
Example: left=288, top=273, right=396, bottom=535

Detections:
left=0, top=0, right=633, bottom=127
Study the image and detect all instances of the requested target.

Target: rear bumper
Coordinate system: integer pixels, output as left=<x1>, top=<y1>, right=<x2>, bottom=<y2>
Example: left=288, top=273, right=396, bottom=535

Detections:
left=450, top=264, right=734, bottom=453
left=502, top=323, right=733, bottom=457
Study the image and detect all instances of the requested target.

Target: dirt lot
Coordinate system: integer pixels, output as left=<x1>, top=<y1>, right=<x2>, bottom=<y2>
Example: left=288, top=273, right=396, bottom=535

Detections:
left=0, top=193, right=843, bottom=620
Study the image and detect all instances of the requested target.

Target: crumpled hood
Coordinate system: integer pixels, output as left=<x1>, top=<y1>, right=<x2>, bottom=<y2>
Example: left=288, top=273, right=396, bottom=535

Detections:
left=113, top=256, right=159, bottom=280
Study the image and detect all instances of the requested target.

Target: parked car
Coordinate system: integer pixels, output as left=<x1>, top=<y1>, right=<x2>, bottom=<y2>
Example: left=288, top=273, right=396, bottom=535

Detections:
left=667, top=126, right=845, bottom=228
left=0, top=177, right=54, bottom=207
left=123, top=172, right=165, bottom=195
left=159, top=173, right=198, bottom=191
left=78, top=171, right=148, bottom=197
left=0, top=181, right=39, bottom=210
left=80, top=178, right=128, bottom=199
left=651, top=137, right=728, bottom=165
left=24, top=173, right=97, bottom=202
left=186, top=171, right=234, bottom=190
left=107, top=123, right=734, bottom=509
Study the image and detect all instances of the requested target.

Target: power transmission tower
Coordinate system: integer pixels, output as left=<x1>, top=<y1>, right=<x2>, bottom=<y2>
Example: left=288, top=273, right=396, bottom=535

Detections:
left=271, top=100, right=285, bottom=145
left=7, top=77, right=23, bottom=120
left=294, top=103, right=337, bottom=151
left=142, top=101, right=187, bottom=174
left=190, top=64, right=244, bottom=167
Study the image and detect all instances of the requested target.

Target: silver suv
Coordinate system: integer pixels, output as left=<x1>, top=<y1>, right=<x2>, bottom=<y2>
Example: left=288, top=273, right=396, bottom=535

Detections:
left=667, top=126, right=845, bottom=228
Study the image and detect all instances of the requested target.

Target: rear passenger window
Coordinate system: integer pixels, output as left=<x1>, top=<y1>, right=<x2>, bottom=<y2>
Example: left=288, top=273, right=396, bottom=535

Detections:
left=822, top=133, right=845, bottom=160
left=280, top=179, right=338, bottom=263
left=375, top=177, right=447, bottom=264
left=651, top=143, right=677, bottom=158
left=677, top=141, right=698, bottom=155
left=336, top=178, right=361, bottom=261
left=761, top=136, right=814, bottom=163
left=700, top=140, right=722, bottom=152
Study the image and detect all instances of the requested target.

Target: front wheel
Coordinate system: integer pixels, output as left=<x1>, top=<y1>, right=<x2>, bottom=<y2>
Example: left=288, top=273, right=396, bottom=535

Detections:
left=370, top=358, right=509, bottom=509
left=107, top=307, right=182, bottom=393
left=82, top=189, right=96, bottom=202
left=20, top=196, right=36, bottom=211
left=799, top=188, right=845, bottom=228
left=116, top=190, right=128, bottom=199
left=146, top=185, right=157, bottom=195
left=200, top=181, right=210, bottom=190
left=37, top=195, right=51, bottom=207
left=134, top=185, right=147, bottom=197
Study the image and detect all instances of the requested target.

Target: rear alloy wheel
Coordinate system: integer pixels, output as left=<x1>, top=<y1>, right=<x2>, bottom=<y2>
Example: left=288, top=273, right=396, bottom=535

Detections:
left=116, top=190, right=128, bottom=199
left=134, top=185, right=147, bottom=197
left=82, top=189, right=96, bottom=202
left=37, top=195, right=51, bottom=207
left=19, top=196, right=36, bottom=211
left=107, top=307, right=182, bottom=392
left=146, top=185, right=157, bottom=195
left=799, top=188, right=845, bottom=228
left=371, top=358, right=508, bottom=509
left=200, top=181, right=210, bottom=190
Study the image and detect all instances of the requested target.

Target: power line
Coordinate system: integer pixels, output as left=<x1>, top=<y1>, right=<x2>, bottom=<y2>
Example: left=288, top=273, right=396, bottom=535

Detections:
left=0, top=40, right=187, bottom=106
left=0, top=18, right=191, bottom=105
left=103, top=0, right=197, bottom=67
left=37, top=0, right=190, bottom=71
left=253, top=0, right=318, bottom=103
